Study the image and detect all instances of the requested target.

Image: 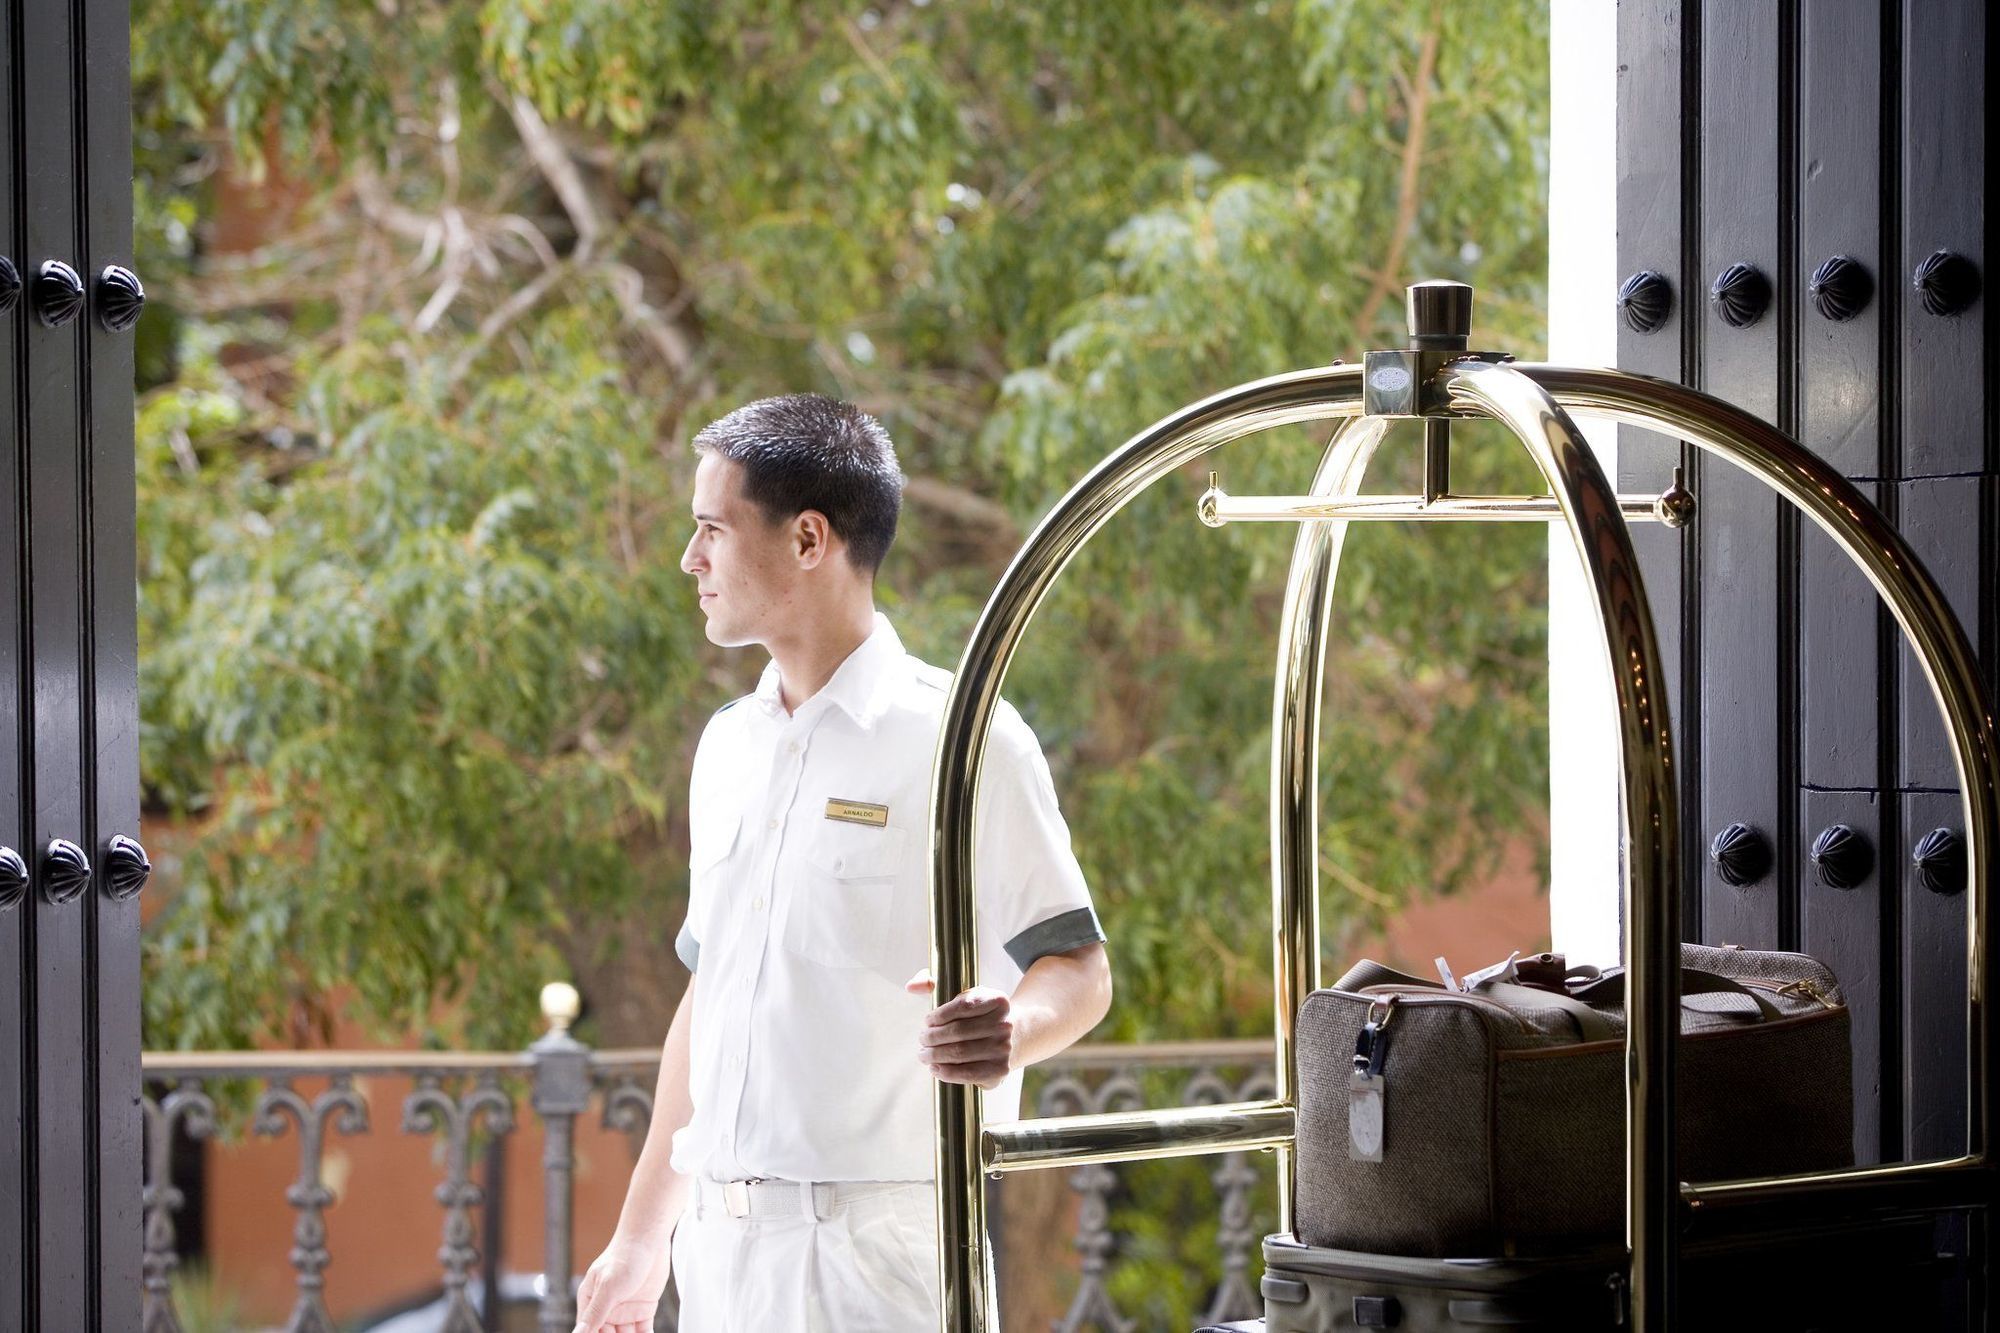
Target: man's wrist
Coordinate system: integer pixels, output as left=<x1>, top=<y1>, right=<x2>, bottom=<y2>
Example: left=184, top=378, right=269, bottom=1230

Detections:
left=612, top=1176, right=689, bottom=1248
left=611, top=1217, right=675, bottom=1250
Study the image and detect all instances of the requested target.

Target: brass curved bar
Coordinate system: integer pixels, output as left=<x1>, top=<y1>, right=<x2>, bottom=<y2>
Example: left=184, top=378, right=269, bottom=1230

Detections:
left=1443, top=363, right=1682, bottom=1332
left=926, top=363, right=1366, bottom=1331
left=1207, top=492, right=1670, bottom=523
left=1523, top=364, right=2000, bottom=1211
left=982, top=1096, right=1296, bottom=1172
left=1268, top=416, right=1392, bottom=1234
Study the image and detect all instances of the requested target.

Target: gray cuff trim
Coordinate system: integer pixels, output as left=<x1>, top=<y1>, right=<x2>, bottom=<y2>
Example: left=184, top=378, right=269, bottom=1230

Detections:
left=1002, top=905, right=1106, bottom=972
left=676, top=921, right=700, bottom=972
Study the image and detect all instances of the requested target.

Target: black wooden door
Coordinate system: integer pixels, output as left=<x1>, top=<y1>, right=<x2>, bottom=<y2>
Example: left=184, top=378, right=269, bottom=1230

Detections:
left=3, top=0, right=146, bottom=1326
left=1616, top=0, right=1993, bottom=1300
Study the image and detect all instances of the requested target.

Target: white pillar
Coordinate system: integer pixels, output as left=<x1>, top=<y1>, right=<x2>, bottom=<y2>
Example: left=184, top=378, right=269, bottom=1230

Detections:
left=1546, top=0, right=1623, bottom=966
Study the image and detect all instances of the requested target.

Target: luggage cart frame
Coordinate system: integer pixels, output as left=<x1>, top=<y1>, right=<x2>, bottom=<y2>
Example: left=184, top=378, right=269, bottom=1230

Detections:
left=922, top=282, right=1998, bottom=1331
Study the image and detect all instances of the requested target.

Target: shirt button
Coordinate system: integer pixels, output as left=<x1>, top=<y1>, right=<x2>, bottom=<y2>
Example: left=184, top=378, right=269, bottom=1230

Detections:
left=767, top=818, right=779, bottom=830
left=752, top=896, right=765, bottom=911
left=786, top=740, right=800, bottom=754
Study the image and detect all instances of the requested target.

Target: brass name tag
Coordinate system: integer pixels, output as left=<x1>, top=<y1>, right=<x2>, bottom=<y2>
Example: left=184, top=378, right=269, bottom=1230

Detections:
left=824, top=798, right=889, bottom=827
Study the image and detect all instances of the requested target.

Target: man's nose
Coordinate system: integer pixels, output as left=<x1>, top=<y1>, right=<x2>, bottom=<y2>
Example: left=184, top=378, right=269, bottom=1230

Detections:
left=679, top=536, right=701, bottom=574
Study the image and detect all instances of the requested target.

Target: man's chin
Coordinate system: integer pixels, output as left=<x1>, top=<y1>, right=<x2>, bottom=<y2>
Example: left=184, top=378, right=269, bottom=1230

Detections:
left=702, top=617, right=751, bottom=649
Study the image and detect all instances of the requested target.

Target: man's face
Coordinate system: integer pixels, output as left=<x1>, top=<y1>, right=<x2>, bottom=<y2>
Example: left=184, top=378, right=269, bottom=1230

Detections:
left=679, top=452, right=803, bottom=647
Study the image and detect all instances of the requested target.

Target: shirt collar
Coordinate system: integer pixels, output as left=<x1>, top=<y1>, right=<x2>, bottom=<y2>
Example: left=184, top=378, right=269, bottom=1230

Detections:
left=751, top=611, right=906, bottom=728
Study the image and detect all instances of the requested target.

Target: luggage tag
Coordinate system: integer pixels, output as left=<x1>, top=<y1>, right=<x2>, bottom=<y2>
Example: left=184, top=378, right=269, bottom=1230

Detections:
left=1459, top=949, right=1521, bottom=991
left=1349, top=996, right=1398, bottom=1162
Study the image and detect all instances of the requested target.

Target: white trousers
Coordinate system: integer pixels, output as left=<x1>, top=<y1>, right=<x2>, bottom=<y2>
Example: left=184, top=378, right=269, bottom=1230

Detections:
left=669, top=1180, right=999, bottom=1332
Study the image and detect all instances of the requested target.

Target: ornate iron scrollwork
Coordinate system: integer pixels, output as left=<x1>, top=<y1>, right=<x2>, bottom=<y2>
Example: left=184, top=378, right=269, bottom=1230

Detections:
left=0, top=846, right=28, bottom=911
left=142, top=1079, right=218, bottom=1332
left=105, top=834, right=153, bottom=900
left=1912, top=827, right=1965, bottom=896
left=41, top=837, right=91, bottom=905
left=0, top=256, right=21, bottom=317
left=1808, top=255, right=1873, bottom=322
left=1809, top=823, right=1873, bottom=890
left=96, top=264, right=146, bottom=332
left=255, top=1075, right=369, bottom=1333
left=1709, top=263, right=1771, bottom=329
left=1709, top=822, right=1771, bottom=888
left=1912, top=249, right=1980, bottom=317
left=1617, top=270, right=1673, bottom=334
left=402, top=1073, right=516, bottom=1332
left=33, top=259, right=85, bottom=328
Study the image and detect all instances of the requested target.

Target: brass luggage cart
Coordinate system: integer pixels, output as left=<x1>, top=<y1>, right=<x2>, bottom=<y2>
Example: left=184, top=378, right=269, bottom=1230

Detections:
left=921, top=281, right=1998, bottom=1331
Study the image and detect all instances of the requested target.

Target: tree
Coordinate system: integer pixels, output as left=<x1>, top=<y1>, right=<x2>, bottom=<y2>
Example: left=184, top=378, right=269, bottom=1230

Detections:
left=133, top=0, right=1552, bottom=1058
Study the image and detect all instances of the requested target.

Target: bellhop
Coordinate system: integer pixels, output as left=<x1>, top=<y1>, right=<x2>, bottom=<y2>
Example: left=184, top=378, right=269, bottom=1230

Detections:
left=571, top=393, right=1113, bottom=1333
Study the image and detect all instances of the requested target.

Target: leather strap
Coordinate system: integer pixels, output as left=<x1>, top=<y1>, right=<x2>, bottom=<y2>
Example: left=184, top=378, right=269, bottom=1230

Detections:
left=1332, top=959, right=1440, bottom=993
left=1330, top=958, right=1779, bottom=1036
left=1568, top=967, right=1779, bottom=1020
left=1477, top=980, right=1622, bottom=1042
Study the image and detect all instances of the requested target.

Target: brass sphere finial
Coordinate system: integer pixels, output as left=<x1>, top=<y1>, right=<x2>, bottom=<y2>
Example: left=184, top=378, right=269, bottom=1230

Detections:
left=540, top=981, right=581, bottom=1032
left=1654, top=465, right=1697, bottom=529
left=1197, top=471, right=1225, bottom=527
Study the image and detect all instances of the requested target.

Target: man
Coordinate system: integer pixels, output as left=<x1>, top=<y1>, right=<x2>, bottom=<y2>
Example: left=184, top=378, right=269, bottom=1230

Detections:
left=572, top=393, right=1113, bottom=1332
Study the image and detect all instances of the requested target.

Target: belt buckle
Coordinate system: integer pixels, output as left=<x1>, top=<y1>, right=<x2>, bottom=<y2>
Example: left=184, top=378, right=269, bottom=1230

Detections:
left=722, top=1178, right=754, bottom=1218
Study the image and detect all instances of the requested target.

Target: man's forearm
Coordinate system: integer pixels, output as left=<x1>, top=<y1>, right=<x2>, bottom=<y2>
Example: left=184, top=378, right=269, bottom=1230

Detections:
left=1006, top=941, right=1112, bottom=1070
left=611, top=975, right=698, bottom=1244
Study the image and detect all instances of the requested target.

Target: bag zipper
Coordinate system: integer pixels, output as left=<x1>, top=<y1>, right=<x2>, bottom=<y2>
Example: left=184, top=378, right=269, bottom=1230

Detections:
left=1739, top=977, right=1840, bottom=1010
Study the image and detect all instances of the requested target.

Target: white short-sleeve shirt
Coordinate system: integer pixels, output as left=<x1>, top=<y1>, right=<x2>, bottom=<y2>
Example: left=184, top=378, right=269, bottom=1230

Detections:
left=669, top=611, right=1105, bottom=1184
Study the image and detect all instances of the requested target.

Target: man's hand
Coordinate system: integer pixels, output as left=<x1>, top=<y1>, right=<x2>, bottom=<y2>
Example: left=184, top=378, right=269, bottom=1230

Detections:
left=906, top=970, right=1016, bottom=1090
left=572, top=1231, right=673, bottom=1333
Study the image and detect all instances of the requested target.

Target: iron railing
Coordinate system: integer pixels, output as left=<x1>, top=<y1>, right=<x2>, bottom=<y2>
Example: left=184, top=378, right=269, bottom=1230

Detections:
left=141, top=998, right=1275, bottom=1333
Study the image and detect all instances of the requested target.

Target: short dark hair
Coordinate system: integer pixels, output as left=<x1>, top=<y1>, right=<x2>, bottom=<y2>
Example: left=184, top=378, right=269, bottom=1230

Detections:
left=691, top=393, right=904, bottom=574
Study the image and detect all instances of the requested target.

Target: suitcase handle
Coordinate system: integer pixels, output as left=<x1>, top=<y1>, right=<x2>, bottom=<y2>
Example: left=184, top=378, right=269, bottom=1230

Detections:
left=1332, top=959, right=1781, bottom=1035
left=1567, top=968, right=1780, bottom=1021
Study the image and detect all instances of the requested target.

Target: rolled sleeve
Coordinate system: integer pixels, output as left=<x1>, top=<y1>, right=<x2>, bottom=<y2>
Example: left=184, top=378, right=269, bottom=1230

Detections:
left=976, top=708, right=1106, bottom=974
left=676, top=919, right=700, bottom=972
left=1002, top=904, right=1105, bottom=971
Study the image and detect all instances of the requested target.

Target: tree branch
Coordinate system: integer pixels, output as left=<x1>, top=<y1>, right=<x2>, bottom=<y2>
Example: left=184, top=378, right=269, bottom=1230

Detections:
left=902, top=476, right=1020, bottom=541
left=504, top=94, right=603, bottom=258
left=496, top=90, right=707, bottom=396
left=1352, top=3, right=1444, bottom=338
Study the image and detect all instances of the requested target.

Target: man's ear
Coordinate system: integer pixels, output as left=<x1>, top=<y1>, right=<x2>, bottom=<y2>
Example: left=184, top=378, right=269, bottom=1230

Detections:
left=793, top=510, right=836, bottom=569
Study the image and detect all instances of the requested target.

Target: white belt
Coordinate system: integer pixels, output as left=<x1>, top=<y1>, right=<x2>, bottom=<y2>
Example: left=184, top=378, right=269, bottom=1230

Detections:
left=694, top=1175, right=927, bottom=1221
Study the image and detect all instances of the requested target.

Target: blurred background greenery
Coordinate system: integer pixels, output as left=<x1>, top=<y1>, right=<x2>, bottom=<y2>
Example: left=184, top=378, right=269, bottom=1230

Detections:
left=132, top=2, right=1550, bottom=1319
left=135, top=0, right=1551, bottom=1053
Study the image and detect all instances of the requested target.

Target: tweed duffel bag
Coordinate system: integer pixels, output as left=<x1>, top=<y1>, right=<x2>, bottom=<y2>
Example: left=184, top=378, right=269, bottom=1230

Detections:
left=1294, top=943, right=1853, bottom=1258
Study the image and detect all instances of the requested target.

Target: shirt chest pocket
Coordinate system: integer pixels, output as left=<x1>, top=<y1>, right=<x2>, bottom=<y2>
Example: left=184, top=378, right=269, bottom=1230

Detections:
left=688, top=812, right=742, bottom=941
left=781, top=821, right=911, bottom=972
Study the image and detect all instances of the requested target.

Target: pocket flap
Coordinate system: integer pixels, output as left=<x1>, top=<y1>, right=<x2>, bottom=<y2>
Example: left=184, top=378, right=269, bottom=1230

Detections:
left=691, top=811, right=741, bottom=870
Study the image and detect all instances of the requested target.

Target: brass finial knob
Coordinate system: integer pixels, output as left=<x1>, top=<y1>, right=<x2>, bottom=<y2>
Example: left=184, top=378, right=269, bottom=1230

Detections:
left=539, top=981, right=581, bottom=1032
left=1197, top=471, right=1226, bottom=527
left=1654, top=465, right=1697, bottom=529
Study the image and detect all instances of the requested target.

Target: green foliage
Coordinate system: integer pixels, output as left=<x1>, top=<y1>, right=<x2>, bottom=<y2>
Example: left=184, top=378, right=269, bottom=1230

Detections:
left=133, top=0, right=1550, bottom=1073
left=142, top=297, right=708, bottom=1047
left=162, top=1262, right=244, bottom=1333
